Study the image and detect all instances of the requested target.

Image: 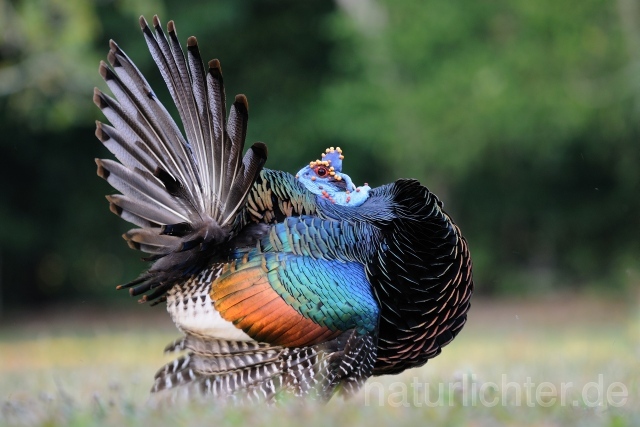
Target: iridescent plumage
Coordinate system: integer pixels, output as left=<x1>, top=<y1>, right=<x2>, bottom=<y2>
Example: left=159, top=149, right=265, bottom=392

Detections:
left=93, top=16, right=473, bottom=403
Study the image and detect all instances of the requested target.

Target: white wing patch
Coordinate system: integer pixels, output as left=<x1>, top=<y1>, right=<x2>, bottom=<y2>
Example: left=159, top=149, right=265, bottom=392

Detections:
left=166, top=267, right=253, bottom=341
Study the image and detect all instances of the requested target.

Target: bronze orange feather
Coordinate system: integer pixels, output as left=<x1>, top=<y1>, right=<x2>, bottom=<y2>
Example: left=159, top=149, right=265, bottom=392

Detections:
left=211, top=263, right=341, bottom=347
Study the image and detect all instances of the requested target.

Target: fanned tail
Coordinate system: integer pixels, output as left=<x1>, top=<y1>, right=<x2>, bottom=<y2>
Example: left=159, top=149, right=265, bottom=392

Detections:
left=93, top=15, right=267, bottom=302
left=152, top=330, right=377, bottom=403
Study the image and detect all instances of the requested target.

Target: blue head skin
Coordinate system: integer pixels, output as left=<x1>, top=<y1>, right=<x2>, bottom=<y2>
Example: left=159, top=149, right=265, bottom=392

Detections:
left=296, top=147, right=371, bottom=206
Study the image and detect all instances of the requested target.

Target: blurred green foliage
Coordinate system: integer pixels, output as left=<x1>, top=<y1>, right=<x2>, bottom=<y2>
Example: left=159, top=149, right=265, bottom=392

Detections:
left=0, top=0, right=638, bottom=309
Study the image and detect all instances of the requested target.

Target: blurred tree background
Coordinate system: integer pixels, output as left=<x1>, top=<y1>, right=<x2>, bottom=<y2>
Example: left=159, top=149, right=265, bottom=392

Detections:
left=0, top=0, right=638, bottom=313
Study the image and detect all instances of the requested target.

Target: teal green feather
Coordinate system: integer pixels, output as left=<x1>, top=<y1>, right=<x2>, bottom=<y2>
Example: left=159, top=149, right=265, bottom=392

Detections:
left=260, top=216, right=380, bottom=263
left=272, top=254, right=378, bottom=334
left=226, top=245, right=379, bottom=335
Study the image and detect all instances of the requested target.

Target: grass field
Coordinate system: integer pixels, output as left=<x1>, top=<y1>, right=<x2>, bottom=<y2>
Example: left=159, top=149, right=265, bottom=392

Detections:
left=1, top=295, right=638, bottom=426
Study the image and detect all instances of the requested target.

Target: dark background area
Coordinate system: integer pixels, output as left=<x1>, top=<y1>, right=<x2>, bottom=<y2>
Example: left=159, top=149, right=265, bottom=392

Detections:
left=1, top=0, right=638, bottom=314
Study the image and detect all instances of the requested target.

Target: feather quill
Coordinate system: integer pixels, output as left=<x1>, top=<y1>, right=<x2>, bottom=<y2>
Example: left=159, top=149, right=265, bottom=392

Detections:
left=94, top=15, right=267, bottom=299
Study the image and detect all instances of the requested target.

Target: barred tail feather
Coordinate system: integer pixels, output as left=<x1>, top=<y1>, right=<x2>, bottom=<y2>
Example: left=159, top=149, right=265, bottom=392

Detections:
left=94, top=15, right=268, bottom=302
left=152, top=330, right=377, bottom=403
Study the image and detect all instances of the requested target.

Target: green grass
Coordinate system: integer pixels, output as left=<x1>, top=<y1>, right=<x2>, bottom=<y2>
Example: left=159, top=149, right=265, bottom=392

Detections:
left=1, top=296, right=638, bottom=426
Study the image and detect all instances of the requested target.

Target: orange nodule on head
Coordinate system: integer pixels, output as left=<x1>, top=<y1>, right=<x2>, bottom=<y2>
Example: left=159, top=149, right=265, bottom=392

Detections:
left=307, top=147, right=345, bottom=182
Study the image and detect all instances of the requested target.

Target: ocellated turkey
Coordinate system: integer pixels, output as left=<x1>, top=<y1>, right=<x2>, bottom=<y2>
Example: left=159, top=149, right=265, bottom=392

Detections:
left=93, top=15, right=473, bottom=403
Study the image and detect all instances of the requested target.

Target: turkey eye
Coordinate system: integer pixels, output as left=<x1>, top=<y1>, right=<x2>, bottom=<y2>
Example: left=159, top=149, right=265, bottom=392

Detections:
left=316, top=167, right=327, bottom=177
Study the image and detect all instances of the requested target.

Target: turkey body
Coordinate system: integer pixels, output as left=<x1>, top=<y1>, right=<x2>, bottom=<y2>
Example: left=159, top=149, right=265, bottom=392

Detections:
left=93, top=16, right=473, bottom=403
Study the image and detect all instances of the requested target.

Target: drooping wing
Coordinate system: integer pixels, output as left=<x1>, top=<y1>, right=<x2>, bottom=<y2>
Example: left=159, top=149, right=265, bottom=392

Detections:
left=152, top=327, right=378, bottom=402
left=151, top=217, right=381, bottom=401
left=93, top=16, right=267, bottom=300
left=211, top=215, right=380, bottom=344
left=174, top=217, right=381, bottom=400
left=212, top=251, right=379, bottom=347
